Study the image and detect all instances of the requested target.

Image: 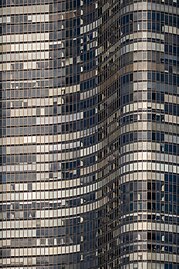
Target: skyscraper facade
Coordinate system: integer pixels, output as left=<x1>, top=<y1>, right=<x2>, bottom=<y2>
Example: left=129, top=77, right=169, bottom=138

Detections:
left=1, top=0, right=102, bottom=268
left=118, top=1, right=179, bottom=269
left=0, top=1, right=178, bottom=269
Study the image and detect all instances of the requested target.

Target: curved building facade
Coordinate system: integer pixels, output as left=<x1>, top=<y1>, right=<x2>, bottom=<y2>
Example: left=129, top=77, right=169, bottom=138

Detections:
left=0, top=0, right=179, bottom=269
left=119, top=1, right=179, bottom=269
left=1, top=0, right=100, bottom=268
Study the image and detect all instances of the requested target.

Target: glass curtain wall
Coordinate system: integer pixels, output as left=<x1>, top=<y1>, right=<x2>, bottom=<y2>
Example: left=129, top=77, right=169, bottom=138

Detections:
left=1, top=0, right=100, bottom=268
left=119, top=1, right=179, bottom=268
left=0, top=0, right=179, bottom=269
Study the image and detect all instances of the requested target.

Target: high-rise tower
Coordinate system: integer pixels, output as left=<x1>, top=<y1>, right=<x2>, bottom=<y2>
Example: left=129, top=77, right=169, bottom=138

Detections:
left=1, top=1, right=179, bottom=269
left=1, top=0, right=100, bottom=268
left=118, top=1, right=179, bottom=268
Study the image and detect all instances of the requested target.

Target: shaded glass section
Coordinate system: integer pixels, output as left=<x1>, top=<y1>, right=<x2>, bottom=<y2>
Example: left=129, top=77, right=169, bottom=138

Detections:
left=0, top=0, right=179, bottom=269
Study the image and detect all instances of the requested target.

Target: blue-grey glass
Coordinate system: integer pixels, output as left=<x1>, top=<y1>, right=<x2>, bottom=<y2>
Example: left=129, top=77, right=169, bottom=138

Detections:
left=0, top=0, right=179, bottom=269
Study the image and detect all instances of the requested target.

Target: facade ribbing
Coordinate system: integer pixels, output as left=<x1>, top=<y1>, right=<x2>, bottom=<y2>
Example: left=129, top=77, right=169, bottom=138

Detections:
left=0, top=0, right=179, bottom=269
